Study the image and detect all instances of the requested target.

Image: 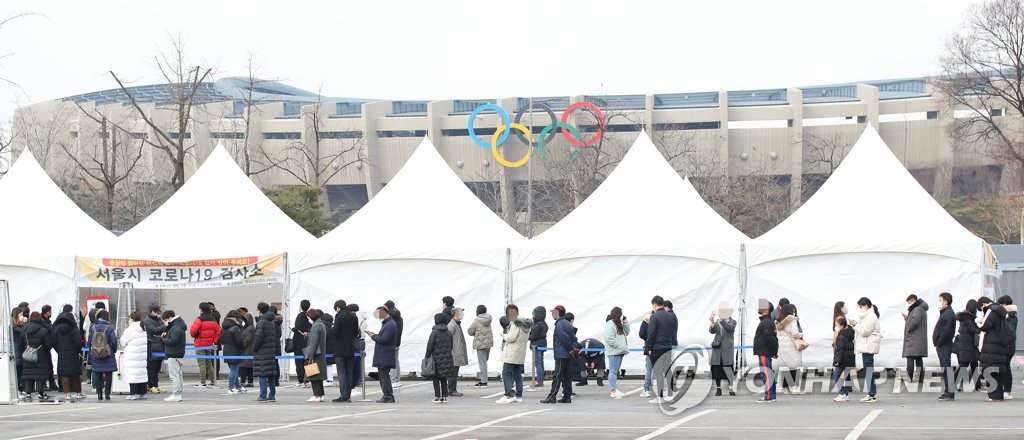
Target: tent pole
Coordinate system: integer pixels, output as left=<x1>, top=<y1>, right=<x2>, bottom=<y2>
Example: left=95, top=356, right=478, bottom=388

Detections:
left=281, top=253, right=291, bottom=382
left=0, top=279, right=16, bottom=405
left=505, top=248, right=512, bottom=305
left=738, top=243, right=747, bottom=371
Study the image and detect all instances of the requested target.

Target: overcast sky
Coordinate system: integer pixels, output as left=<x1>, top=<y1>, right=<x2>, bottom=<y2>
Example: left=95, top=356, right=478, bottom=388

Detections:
left=0, top=0, right=977, bottom=120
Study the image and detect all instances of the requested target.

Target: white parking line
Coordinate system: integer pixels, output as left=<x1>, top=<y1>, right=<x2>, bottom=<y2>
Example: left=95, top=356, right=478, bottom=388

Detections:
left=0, top=407, right=99, bottom=419
left=482, top=391, right=506, bottom=399
left=634, top=409, right=715, bottom=440
left=623, top=387, right=644, bottom=396
left=420, top=409, right=552, bottom=440
left=9, top=408, right=243, bottom=440
left=208, top=409, right=395, bottom=440
left=845, top=409, right=883, bottom=440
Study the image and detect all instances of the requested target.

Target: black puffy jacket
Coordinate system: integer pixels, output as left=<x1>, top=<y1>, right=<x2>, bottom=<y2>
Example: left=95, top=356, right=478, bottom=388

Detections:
left=426, top=324, right=456, bottom=378
left=979, top=304, right=1009, bottom=365
left=220, top=318, right=244, bottom=364
left=956, top=311, right=980, bottom=364
left=22, top=320, right=53, bottom=380
left=753, top=314, right=779, bottom=357
left=932, top=307, right=956, bottom=348
left=253, top=311, right=279, bottom=377
left=144, top=313, right=168, bottom=357
left=833, top=327, right=855, bottom=368
left=51, top=312, right=83, bottom=376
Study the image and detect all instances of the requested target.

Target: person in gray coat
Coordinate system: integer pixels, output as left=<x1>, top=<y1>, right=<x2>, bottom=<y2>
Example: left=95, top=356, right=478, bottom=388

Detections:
left=447, top=308, right=469, bottom=396
left=303, top=309, right=328, bottom=402
left=467, top=305, right=493, bottom=387
left=708, top=302, right=737, bottom=396
left=902, top=294, right=929, bottom=384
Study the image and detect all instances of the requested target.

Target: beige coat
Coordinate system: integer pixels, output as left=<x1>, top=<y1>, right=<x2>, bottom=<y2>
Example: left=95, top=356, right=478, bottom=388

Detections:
left=500, top=318, right=532, bottom=365
left=854, top=308, right=881, bottom=354
left=775, top=315, right=803, bottom=369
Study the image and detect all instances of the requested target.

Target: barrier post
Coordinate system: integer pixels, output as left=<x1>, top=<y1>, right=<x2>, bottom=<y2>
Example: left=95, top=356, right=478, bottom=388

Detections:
left=0, top=280, right=16, bottom=405
left=359, top=353, right=369, bottom=401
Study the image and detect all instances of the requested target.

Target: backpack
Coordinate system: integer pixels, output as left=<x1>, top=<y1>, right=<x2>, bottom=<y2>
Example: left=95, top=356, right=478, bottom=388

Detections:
left=90, top=325, right=112, bottom=359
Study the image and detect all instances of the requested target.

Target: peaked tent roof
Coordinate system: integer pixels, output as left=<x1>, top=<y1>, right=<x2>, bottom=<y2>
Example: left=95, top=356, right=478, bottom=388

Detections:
left=105, top=144, right=316, bottom=261
left=0, top=149, right=116, bottom=276
left=291, top=137, right=526, bottom=271
left=513, top=131, right=749, bottom=269
left=749, top=125, right=984, bottom=266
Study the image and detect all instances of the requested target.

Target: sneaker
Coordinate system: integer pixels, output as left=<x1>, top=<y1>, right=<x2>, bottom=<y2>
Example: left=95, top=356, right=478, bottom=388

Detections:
left=496, top=396, right=514, bottom=404
left=789, top=386, right=803, bottom=395
left=755, top=397, right=775, bottom=403
left=985, top=398, right=1003, bottom=402
left=610, top=389, right=624, bottom=399
left=207, top=383, right=219, bottom=389
left=306, top=396, right=321, bottom=402
left=148, top=387, right=159, bottom=394
left=392, top=382, right=402, bottom=388
left=126, top=395, right=138, bottom=401
left=833, top=395, right=849, bottom=403
left=859, top=395, right=874, bottom=402
left=639, top=390, right=651, bottom=398
left=325, top=380, right=334, bottom=386
left=228, top=389, right=241, bottom=395
left=255, top=398, right=268, bottom=403
left=648, top=397, right=662, bottom=404
left=449, top=391, right=464, bottom=397
left=291, top=383, right=305, bottom=388
left=864, top=396, right=877, bottom=403
left=432, top=397, right=442, bottom=404
left=1004, top=393, right=1013, bottom=400
left=512, top=397, right=522, bottom=403
left=164, top=394, right=183, bottom=402
left=937, top=394, right=954, bottom=402
left=474, top=382, right=488, bottom=387
left=194, top=383, right=207, bottom=388
left=267, top=398, right=276, bottom=402
left=302, top=383, right=311, bottom=389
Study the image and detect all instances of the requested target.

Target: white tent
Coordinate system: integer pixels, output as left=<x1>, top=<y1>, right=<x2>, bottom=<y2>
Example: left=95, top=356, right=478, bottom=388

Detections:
left=289, top=138, right=525, bottom=377
left=0, top=149, right=116, bottom=309
left=510, top=131, right=749, bottom=372
left=746, top=126, right=991, bottom=368
left=104, top=144, right=316, bottom=261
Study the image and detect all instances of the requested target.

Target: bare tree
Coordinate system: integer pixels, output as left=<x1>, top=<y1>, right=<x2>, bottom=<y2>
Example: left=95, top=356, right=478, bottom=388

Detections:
left=58, top=103, right=146, bottom=229
left=0, top=12, right=38, bottom=89
left=935, top=0, right=1024, bottom=189
left=11, top=102, right=75, bottom=171
left=110, top=35, right=211, bottom=189
left=268, top=87, right=365, bottom=214
left=228, top=51, right=279, bottom=177
left=801, top=132, right=851, bottom=201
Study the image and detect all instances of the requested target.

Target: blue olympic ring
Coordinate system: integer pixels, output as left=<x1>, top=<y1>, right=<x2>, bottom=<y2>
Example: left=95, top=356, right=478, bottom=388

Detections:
left=468, top=104, right=511, bottom=148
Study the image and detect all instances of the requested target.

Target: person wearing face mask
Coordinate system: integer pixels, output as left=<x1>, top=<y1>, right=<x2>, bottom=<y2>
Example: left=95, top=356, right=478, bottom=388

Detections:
left=447, top=307, right=469, bottom=396
left=933, top=292, right=957, bottom=401
left=850, top=297, right=881, bottom=403
left=709, top=302, right=737, bottom=397
left=902, top=294, right=929, bottom=385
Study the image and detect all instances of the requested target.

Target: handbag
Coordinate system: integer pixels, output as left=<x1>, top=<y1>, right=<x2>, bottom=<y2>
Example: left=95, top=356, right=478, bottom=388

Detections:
left=421, top=357, right=435, bottom=378
left=285, top=338, right=294, bottom=353
left=303, top=359, right=320, bottom=377
left=793, top=337, right=809, bottom=351
left=22, top=332, right=39, bottom=363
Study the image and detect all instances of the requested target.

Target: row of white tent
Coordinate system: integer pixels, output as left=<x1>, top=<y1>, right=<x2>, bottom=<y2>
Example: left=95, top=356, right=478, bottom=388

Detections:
left=0, top=126, right=994, bottom=373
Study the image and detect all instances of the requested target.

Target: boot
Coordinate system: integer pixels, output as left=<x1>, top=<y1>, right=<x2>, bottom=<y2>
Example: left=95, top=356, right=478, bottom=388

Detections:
left=540, top=394, right=558, bottom=404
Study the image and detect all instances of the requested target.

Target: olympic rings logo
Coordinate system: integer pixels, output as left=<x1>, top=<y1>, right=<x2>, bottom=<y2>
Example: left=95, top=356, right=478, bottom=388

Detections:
left=466, top=102, right=606, bottom=168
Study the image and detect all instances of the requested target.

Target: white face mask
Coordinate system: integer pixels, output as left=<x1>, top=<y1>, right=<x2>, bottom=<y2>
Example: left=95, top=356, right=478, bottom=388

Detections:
left=842, top=307, right=848, bottom=315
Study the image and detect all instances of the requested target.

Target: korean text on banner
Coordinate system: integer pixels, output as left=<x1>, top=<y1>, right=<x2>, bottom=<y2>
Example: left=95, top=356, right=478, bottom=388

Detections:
left=74, top=254, right=285, bottom=288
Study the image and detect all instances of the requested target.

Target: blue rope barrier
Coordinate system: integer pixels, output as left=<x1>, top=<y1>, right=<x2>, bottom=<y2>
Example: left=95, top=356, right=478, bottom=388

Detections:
left=535, top=345, right=754, bottom=353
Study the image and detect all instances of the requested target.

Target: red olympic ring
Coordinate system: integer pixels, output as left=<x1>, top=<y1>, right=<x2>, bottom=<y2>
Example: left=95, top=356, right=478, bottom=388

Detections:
left=560, top=102, right=605, bottom=147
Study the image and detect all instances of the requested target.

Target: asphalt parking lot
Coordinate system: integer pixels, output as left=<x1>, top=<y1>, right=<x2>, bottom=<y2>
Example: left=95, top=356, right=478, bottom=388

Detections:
left=2, top=375, right=1023, bottom=440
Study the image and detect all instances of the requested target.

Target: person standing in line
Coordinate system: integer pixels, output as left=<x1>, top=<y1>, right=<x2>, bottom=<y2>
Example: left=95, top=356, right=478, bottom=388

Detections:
left=367, top=306, right=397, bottom=403
left=831, top=316, right=855, bottom=402
left=320, top=310, right=335, bottom=386
left=160, top=310, right=187, bottom=402
left=639, top=307, right=654, bottom=398
left=902, top=294, right=929, bottom=385
left=447, top=307, right=469, bottom=396
left=497, top=304, right=532, bottom=404
left=468, top=305, right=494, bottom=388
left=208, top=302, right=223, bottom=380
left=239, top=313, right=257, bottom=389
left=22, top=312, right=52, bottom=401
left=955, top=299, right=981, bottom=392
left=12, top=308, right=26, bottom=397
left=51, top=305, right=84, bottom=402
left=332, top=300, right=359, bottom=403
left=87, top=310, right=118, bottom=401
left=190, top=302, right=221, bottom=388
left=996, top=296, right=1017, bottom=400
left=303, top=309, right=328, bottom=402
left=709, top=302, right=737, bottom=397
left=291, top=299, right=312, bottom=388
left=664, top=301, right=679, bottom=348
left=978, top=296, right=1009, bottom=401
left=753, top=299, right=778, bottom=403
left=528, top=306, right=548, bottom=390
left=645, top=296, right=676, bottom=402
left=441, top=296, right=455, bottom=323
left=775, top=304, right=804, bottom=395
left=40, top=305, right=58, bottom=392
left=350, top=304, right=367, bottom=390
left=120, top=311, right=149, bottom=401
left=384, top=300, right=404, bottom=388
left=604, top=307, right=630, bottom=399
left=426, top=313, right=456, bottom=404
left=253, top=302, right=278, bottom=403
left=934, top=292, right=957, bottom=401
left=219, top=310, right=245, bottom=395
left=851, top=297, right=881, bottom=403
left=144, top=305, right=167, bottom=394
left=540, top=305, right=577, bottom=404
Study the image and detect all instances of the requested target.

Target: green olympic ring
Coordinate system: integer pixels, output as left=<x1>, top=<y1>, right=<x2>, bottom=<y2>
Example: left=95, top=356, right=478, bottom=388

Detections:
left=537, top=122, right=584, bottom=166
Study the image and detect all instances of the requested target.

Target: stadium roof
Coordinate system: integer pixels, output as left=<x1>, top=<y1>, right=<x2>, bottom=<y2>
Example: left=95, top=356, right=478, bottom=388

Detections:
left=60, top=77, right=372, bottom=107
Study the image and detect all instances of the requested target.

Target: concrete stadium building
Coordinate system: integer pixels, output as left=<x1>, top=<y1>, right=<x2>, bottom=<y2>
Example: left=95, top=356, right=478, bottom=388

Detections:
left=12, top=76, right=1021, bottom=219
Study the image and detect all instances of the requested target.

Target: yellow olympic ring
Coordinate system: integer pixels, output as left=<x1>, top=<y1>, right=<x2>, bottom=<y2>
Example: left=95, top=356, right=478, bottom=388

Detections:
left=490, top=123, right=532, bottom=168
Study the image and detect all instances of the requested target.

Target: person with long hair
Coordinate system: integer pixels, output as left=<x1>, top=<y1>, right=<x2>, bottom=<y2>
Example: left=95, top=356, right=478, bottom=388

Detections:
left=709, top=303, right=737, bottom=397
left=22, top=312, right=52, bottom=401
left=832, top=316, right=856, bottom=402
left=220, top=310, right=245, bottom=394
left=775, top=304, right=803, bottom=394
left=120, top=311, right=149, bottom=400
left=851, top=297, right=881, bottom=403
left=604, top=307, right=630, bottom=399
left=303, top=309, right=328, bottom=402
left=955, top=299, right=981, bottom=392
left=51, top=305, right=84, bottom=402
left=12, top=308, right=26, bottom=398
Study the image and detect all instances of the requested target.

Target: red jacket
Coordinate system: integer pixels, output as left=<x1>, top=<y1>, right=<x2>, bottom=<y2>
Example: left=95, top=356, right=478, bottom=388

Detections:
left=190, top=315, right=222, bottom=349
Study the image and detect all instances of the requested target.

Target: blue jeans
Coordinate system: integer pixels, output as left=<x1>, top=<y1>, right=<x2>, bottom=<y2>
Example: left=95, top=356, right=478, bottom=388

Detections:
left=259, top=375, right=276, bottom=400
left=643, top=355, right=653, bottom=391
left=533, top=348, right=544, bottom=385
left=608, top=354, right=624, bottom=391
left=227, top=363, right=240, bottom=391
left=862, top=353, right=877, bottom=397
left=502, top=363, right=524, bottom=397
left=832, top=366, right=851, bottom=395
